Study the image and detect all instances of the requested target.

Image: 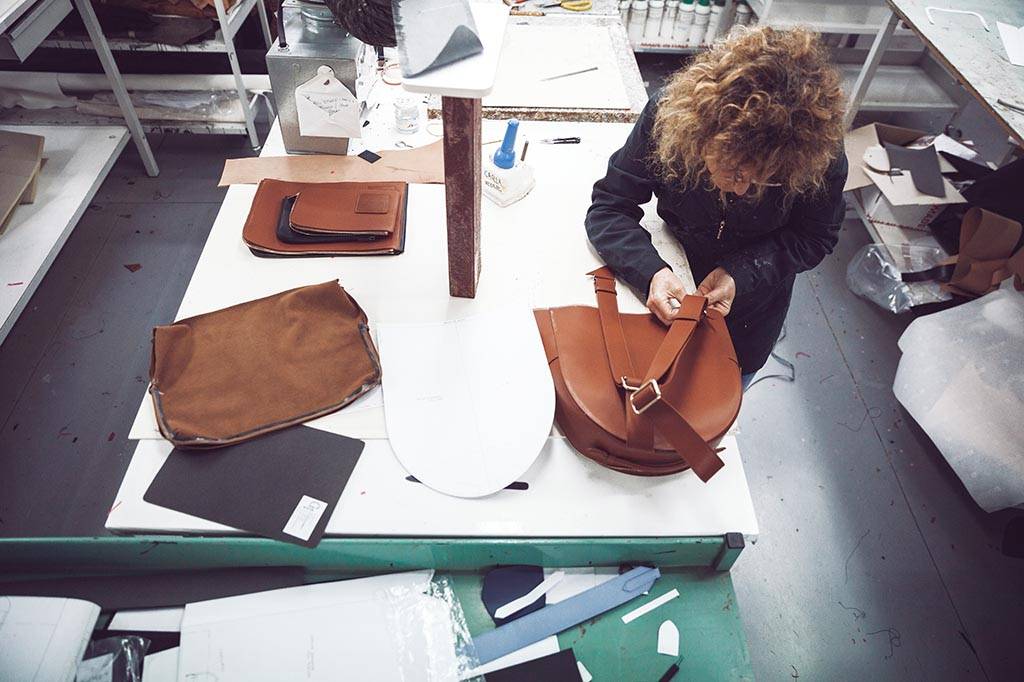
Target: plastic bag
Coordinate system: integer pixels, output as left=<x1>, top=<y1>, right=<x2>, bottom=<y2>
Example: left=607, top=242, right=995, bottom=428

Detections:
left=384, top=574, right=479, bottom=681
left=76, top=636, right=149, bottom=682
left=847, top=242, right=952, bottom=313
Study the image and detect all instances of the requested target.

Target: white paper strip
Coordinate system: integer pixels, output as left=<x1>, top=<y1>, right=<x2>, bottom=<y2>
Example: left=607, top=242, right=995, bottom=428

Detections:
left=577, top=660, right=594, bottom=682
left=108, top=607, right=184, bottom=633
left=621, top=589, right=680, bottom=624
left=494, top=571, right=565, bottom=619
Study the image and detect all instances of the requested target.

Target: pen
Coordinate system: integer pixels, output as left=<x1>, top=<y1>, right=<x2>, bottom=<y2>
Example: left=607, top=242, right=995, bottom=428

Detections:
left=997, top=98, right=1024, bottom=115
left=540, top=137, right=581, bottom=144
left=658, top=661, right=681, bottom=682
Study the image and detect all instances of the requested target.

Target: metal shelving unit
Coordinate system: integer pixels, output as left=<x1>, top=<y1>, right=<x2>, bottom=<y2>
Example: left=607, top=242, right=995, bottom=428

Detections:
left=38, top=0, right=272, bottom=148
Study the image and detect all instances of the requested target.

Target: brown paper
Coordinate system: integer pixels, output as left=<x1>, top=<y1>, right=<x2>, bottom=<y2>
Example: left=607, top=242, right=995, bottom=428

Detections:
left=219, top=140, right=446, bottom=186
left=0, top=130, right=45, bottom=234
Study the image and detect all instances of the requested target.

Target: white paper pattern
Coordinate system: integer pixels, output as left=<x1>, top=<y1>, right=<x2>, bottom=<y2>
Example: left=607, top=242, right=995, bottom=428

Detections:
left=377, top=303, right=555, bottom=498
left=997, top=22, right=1024, bottom=67
left=657, top=620, right=680, bottom=657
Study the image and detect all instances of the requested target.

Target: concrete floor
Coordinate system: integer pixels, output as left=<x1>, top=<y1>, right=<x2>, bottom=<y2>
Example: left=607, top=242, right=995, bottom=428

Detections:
left=1, top=96, right=1022, bottom=680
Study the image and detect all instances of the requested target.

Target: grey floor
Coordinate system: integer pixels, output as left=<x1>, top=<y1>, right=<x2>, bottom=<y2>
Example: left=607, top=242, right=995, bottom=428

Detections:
left=2, top=94, right=1023, bottom=680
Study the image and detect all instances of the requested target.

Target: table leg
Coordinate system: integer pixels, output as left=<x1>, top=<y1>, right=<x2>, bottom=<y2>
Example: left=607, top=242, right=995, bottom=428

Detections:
left=441, top=96, right=482, bottom=299
left=72, top=0, right=159, bottom=177
left=843, top=9, right=900, bottom=130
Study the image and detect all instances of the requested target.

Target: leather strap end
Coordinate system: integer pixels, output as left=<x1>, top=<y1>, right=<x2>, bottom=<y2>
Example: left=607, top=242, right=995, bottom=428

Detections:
left=673, top=295, right=707, bottom=322
left=690, top=450, right=725, bottom=483
left=588, top=266, right=616, bottom=280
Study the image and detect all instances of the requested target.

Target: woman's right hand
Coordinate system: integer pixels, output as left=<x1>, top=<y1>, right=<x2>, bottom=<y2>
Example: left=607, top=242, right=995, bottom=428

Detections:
left=647, top=267, right=687, bottom=325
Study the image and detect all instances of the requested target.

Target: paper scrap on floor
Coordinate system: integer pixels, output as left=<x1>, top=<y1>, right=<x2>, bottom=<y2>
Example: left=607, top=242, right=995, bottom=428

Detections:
left=658, top=620, right=680, bottom=656
left=377, top=302, right=554, bottom=498
left=997, top=22, right=1024, bottom=67
left=142, top=647, right=179, bottom=682
left=108, top=607, right=184, bottom=633
left=176, top=570, right=467, bottom=681
left=0, top=596, right=100, bottom=682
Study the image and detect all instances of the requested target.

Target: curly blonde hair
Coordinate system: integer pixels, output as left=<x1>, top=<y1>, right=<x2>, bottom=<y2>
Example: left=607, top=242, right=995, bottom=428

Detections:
left=652, top=26, right=845, bottom=198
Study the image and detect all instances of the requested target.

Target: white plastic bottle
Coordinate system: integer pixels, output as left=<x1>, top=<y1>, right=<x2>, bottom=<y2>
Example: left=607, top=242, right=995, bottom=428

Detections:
left=662, top=0, right=679, bottom=38
left=619, top=0, right=632, bottom=27
left=735, top=1, right=752, bottom=26
left=645, top=0, right=664, bottom=43
left=628, top=0, right=649, bottom=45
left=674, top=0, right=694, bottom=45
left=704, top=0, right=724, bottom=44
left=689, top=0, right=710, bottom=47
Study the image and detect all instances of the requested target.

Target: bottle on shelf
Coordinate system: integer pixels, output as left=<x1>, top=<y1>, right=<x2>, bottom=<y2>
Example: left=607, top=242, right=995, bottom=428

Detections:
left=662, top=0, right=679, bottom=39
left=688, top=0, right=710, bottom=47
left=628, top=0, right=649, bottom=45
left=734, top=1, right=753, bottom=26
left=645, top=0, right=664, bottom=43
left=619, top=0, right=632, bottom=27
left=674, top=0, right=695, bottom=45
left=704, top=0, right=724, bottom=44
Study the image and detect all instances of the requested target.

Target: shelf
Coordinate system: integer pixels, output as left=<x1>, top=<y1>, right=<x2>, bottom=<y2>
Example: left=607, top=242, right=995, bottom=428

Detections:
left=633, top=44, right=705, bottom=54
left=41, top=34, right=229, bottom=53
left=838, top=63, right=958, bottom=112
left=0, top=105, right=257, bottom=136
left=0, top=124, right=128, bottom=344
left=37, top=0, right=258, bottom=54
left=762, top=0, right=892, bottom=34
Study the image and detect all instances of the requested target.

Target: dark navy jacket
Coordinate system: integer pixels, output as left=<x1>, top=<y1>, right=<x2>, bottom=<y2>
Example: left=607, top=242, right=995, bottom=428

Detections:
left=585, top=95, right=848, bottom=372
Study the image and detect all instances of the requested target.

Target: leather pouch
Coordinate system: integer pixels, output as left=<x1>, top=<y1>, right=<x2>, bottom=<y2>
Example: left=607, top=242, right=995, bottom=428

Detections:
left=289, top=183, right=400, bottom=239
left=276, top=195, right=371, bottom=244
left=149, top=281, right=380, bottom=447
left=243, top=179, right=407, bottom=256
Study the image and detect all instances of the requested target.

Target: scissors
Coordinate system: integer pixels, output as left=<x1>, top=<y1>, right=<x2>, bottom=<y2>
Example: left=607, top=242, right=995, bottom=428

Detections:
left=539, top=0, right=593, bottom=11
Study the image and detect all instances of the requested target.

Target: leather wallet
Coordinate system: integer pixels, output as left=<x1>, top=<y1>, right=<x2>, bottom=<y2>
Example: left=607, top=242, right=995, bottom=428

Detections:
left=289, top=183, right=401, bottom=239
left=243, top=179, right=408, bottom=257
left=277, top=195, right=376, bottom=244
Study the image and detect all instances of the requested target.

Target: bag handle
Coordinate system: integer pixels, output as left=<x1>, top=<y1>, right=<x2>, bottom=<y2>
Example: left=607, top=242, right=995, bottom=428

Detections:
left=588, top=268, right=725, bottom=482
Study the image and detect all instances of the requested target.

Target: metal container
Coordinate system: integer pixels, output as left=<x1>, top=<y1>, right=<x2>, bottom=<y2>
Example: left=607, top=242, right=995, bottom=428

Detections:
left=266, top=0, right=370, bottom=154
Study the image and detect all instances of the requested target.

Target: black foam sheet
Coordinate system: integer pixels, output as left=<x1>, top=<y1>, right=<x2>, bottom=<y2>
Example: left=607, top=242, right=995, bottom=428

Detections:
left=144, top=426, right=363, bottom=548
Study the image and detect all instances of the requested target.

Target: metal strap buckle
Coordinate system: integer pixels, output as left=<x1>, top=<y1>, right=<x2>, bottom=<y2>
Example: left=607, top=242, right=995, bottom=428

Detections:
left=627, top=378, right=662, bottom=415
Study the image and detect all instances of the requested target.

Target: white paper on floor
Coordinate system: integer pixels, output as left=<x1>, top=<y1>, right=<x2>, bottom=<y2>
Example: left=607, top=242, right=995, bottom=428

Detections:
left=658, top=620, right=680, bottom=657
left=377, top=302, right=555, bottom=497
left=894, top=281, right=1024, bottom=512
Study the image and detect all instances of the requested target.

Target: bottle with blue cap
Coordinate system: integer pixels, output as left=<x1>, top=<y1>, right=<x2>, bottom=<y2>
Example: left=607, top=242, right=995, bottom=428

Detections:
left=483, top=118, right=536, bottom=207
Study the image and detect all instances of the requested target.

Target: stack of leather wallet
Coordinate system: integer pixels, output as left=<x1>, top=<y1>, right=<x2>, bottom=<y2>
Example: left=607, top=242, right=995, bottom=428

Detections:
left=243, top=179, right=408, bottom=256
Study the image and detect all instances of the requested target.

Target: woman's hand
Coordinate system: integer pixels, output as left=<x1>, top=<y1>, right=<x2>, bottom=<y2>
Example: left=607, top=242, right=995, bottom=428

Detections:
left=697, top=267, right=736, bottom=316
left=647, top=267, right=687, bottom=325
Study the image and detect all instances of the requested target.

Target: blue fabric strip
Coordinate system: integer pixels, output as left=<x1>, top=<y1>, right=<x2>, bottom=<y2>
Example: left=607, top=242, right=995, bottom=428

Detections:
left=471, top=566, right=661, bottom=665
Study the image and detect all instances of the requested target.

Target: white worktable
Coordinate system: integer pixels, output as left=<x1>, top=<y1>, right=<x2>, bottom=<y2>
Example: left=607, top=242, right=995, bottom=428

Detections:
left=108, top=119, right=759, bottom=539
left=0, top=124, right=127, bottom=344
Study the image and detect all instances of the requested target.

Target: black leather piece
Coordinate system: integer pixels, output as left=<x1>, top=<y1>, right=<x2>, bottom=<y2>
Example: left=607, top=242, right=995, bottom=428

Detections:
left=481, top=565, right=546, bottom=626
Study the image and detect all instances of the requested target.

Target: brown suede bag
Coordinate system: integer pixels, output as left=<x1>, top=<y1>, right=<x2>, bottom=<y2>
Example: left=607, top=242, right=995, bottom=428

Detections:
left=534, top=268, right=742, bottom=481
left=149, top=281, right=380, bottom=447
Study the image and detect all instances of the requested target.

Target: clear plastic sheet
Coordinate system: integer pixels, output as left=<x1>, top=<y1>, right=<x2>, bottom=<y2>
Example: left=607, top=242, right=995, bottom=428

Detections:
left=847, top=242, right=952, bottom=313
left=76, top=636, right=150, bottom=682
left=384, top=574, right=480, bottom=681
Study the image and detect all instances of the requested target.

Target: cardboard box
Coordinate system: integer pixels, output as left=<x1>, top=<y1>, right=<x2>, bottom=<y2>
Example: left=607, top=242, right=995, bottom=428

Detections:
left=845, top=123, right=965, bottom=246
left=0, top=130, right=45, bottom=234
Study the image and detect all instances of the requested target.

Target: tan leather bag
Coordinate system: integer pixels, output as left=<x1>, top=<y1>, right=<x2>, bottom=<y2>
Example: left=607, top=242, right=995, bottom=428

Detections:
left=534, top=268, right=742, bottom=481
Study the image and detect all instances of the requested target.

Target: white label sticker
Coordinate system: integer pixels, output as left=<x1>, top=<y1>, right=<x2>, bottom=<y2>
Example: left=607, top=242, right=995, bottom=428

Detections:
left=282, top=495, right=327, bottom=541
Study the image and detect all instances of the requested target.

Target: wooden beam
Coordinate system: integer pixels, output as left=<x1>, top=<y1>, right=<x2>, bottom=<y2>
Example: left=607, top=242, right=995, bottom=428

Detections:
left=441, top=96, right=482, bottom=298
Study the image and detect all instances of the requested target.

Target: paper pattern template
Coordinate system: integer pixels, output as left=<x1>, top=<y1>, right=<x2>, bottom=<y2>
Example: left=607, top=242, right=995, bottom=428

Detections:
left=377, top=303, right=555, bottom=498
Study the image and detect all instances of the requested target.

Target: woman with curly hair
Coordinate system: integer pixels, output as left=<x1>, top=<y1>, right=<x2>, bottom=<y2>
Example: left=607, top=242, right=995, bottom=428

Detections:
left=586, top=26, right=848, bottom=388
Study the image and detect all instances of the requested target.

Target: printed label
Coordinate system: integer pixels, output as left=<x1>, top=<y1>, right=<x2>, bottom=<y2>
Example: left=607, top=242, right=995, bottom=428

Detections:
left=282, top=495, right=327, bottom=541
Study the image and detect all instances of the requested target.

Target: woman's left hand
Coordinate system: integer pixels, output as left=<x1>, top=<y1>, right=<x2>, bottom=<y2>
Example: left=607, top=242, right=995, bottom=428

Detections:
left=697, top=267, right=737, bottom=316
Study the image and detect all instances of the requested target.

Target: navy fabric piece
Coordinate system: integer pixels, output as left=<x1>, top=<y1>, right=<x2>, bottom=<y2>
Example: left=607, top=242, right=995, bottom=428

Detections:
left=481, top=565, right=546, bottom=626
left=584, top=91, right=847, bottom=372
left=485, top=649, right=583, bottom=682
left=358, top=149, right=382, bottom=163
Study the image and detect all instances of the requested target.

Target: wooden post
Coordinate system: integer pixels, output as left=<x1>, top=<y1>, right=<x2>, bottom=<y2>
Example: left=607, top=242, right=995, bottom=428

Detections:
left=441, top=96, right=482, bottom=298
